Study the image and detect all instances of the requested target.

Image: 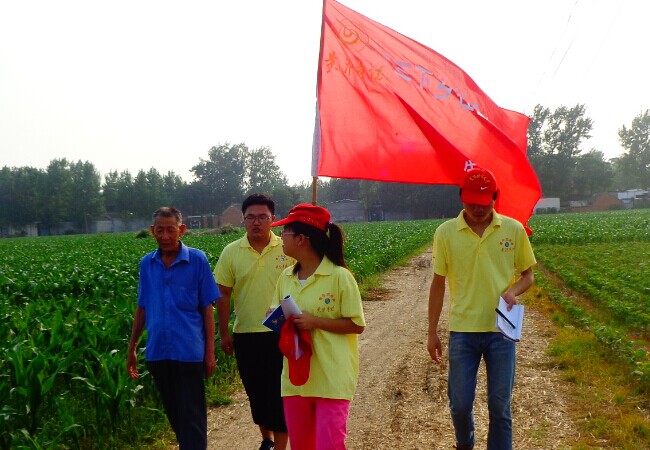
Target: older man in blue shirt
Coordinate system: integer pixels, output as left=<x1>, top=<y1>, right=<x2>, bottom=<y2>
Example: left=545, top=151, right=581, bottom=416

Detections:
left=127, top=206, right=220, bottom=450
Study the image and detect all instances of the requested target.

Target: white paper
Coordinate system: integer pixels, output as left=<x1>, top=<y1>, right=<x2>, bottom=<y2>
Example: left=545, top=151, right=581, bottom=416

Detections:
left=495, top=297, right=524, bottom=342
left=282, top=295, right=304, bottom=359
left=281, top=295, right=302, bottom=317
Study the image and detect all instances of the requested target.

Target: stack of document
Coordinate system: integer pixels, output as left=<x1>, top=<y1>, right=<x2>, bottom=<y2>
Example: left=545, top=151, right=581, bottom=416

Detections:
left=495, top=296, right=524, bottom=342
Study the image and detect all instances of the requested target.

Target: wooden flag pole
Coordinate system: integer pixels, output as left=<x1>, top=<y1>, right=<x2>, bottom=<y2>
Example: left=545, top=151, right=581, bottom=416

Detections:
left=309, top=0, right=325, bottom=207
left=311, top=176, right=318, bottom=205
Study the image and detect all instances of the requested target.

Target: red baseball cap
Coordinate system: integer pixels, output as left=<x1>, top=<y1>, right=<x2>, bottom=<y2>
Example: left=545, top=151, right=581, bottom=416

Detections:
left=279, top=317, right=313, bottom=386
left=460, top=168, right=498, bottom=206
left=271, top=203, right=331, bottom=231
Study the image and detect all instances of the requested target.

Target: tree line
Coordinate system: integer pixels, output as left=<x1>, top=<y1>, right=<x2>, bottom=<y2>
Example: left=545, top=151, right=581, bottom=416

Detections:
left=1, top=105, right=648, bottom=232
left=528, top=105, right=649, bottom=199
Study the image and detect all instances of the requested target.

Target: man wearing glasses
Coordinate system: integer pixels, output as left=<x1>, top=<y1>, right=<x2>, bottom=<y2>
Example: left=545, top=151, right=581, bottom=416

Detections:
left=214, top=193, right=294, bottom=450
left=427, top=168, right=536, bottom=450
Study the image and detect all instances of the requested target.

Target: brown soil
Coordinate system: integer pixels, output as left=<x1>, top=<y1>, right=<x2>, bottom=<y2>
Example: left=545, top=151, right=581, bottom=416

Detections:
left=203, top=249, right=579, bottom=449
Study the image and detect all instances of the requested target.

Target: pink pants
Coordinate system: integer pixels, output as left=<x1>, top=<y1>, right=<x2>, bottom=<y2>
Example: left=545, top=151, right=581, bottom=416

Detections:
left=283, top=396, right=350, bottom=450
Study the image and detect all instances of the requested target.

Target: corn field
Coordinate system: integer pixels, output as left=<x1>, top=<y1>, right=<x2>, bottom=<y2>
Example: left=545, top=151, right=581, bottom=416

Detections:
left=0, top=220, right=444, bottom=449
left=3, top=210, right=648, bottom=448
left=529, top=209, right=650, bottom=389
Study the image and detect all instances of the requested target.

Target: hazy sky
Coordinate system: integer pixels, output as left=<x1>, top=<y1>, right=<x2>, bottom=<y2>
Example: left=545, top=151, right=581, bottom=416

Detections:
left=1, top=0, right=648, bottom=185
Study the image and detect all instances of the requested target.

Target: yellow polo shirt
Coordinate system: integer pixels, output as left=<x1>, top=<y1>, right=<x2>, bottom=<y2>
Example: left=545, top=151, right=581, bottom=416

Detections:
left=274, top=257, right=365, bottom=401
left=214, top=233, right=294, bottom=333
left=433, top=210, right=536, bottom=332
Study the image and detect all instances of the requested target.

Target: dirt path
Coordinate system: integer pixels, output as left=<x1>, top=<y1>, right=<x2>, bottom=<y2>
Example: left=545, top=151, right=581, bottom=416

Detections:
left=205, top=249, right=579, bottom=449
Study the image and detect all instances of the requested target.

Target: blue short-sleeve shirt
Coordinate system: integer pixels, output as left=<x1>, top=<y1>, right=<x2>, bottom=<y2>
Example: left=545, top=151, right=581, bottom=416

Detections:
left=138, top=242, right=220, bottom=362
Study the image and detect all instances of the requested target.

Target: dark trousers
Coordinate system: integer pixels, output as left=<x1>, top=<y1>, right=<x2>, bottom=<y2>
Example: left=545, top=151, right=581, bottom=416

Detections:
left=147, top=360, right=207, bottom=450
left=234, top=332, right=287, bottom=432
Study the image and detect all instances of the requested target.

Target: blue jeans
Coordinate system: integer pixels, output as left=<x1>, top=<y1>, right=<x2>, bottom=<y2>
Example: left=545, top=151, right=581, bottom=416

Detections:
left=448, top=332, right=516, bottom=450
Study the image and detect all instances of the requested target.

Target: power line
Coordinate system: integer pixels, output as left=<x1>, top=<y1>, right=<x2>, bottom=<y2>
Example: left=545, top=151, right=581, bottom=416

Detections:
left=579, top=1, right=626, bottom=84
left=551, top=34, right=577, bottom=80
left=526, top=0, right=581, bottom=112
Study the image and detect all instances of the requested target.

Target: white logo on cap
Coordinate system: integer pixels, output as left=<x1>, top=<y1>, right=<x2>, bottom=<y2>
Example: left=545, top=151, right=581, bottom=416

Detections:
left=464, top=160, right=478, bottom=172
left=480, top=186, right=488, bottom=190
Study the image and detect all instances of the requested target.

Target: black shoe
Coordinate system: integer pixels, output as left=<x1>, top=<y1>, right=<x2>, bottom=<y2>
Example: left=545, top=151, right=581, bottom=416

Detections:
left=259, top=438, right=274, bottom=450
left=454, top=443, right=474, bottom=450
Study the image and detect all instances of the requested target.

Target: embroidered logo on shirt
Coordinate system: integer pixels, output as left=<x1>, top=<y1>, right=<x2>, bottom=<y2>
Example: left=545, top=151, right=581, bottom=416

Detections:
left=316, top=292, right=337, bottom=313
left=275, top=254, right=293, bottom=270
left=499, top=237, right=515, bottom=252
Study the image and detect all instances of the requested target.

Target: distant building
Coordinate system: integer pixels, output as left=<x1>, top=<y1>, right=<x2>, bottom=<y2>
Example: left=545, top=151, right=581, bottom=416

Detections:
left=569, top=192, right=623, bottom=212
left=567, top=200, right=590, bottom=209
left=186, top=215, right=219, bottom=229
left=589, top=193, right=623, bottom=211
left=219, top=205, right=242, bottom=227
left=617, top=189, right=649, bottom=209
left=368, top=202, right=385, bottom=221
left=534, top=197, right=560, bottom=214
left=186, top=204, right=243, bottom=229
left=0, top=223, right=39, bottom=238
left=617, top=189, right=648, bottom=200
left=327, top=199, right=366, bottom=222
left=89, top=213, right=148, bottom=234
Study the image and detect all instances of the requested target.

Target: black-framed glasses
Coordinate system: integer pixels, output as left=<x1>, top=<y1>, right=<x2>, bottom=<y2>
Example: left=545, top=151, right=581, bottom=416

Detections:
left=243, top=215, right=272, bottom=223
left=281, top=230, right=309, bottom=239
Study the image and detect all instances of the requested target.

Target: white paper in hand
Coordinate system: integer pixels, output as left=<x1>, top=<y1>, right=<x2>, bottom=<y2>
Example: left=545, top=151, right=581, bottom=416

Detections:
left=281, top=296, right=303, bottom=358
left=495, top=297, right=524, bottom=342
left=281, top=295, right=302, bottom=317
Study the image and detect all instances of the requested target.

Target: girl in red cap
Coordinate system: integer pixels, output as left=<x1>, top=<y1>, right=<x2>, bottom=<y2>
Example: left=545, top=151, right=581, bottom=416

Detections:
left=271, top=203, right=366, bottom=450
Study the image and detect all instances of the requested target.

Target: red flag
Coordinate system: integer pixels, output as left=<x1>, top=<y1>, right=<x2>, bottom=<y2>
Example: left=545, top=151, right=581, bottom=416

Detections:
left=312, top=0, right=541, bottom=229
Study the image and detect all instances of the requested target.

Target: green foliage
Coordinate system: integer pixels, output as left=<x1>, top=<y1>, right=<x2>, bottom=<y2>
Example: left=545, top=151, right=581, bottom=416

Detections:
left=134, top=229, right=151, bottom=238
left=536, top=273, right=650, bottom=391
left=245, top=146, right=289, bottom=195
left=529, top=209, right=650, bottom=244
left=529, top=209, right=650, bottom=449
left=0, top=233, right=242, bottom=448
left=0, top=143, right=298, bottom=233
left=342, top=220, right=444, bottom=282
left=220, top=225, right=240, bottom=235
left=531, top=209, right=650, bottom=393
left=1, top=116, right=646, bottom=235
left=573, top=150, right=614, bottom=198
left=103, top=168, right=185, bottom=219
left=536, top=242, right=650, bottom=329
left=0, top=159, right=105, bottom=231
left=5, top=211, right=648, bottom=447
left=527, top=103, right=613, bottom=201
left=188, top=143, right=300, bottom=217
left=0, top=221, right=446, bottom=447
left=0, top=166, right=44, bottom=227
left=191, top=143, right=248, bottom=213
left=615, top=110, right=650, bottom=190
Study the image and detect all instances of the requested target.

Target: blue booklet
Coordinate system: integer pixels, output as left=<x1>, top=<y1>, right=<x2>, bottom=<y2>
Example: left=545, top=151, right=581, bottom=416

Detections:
left=262, top=295, right=302, bottom=333
left=262, top=305, right=287, bottom=333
